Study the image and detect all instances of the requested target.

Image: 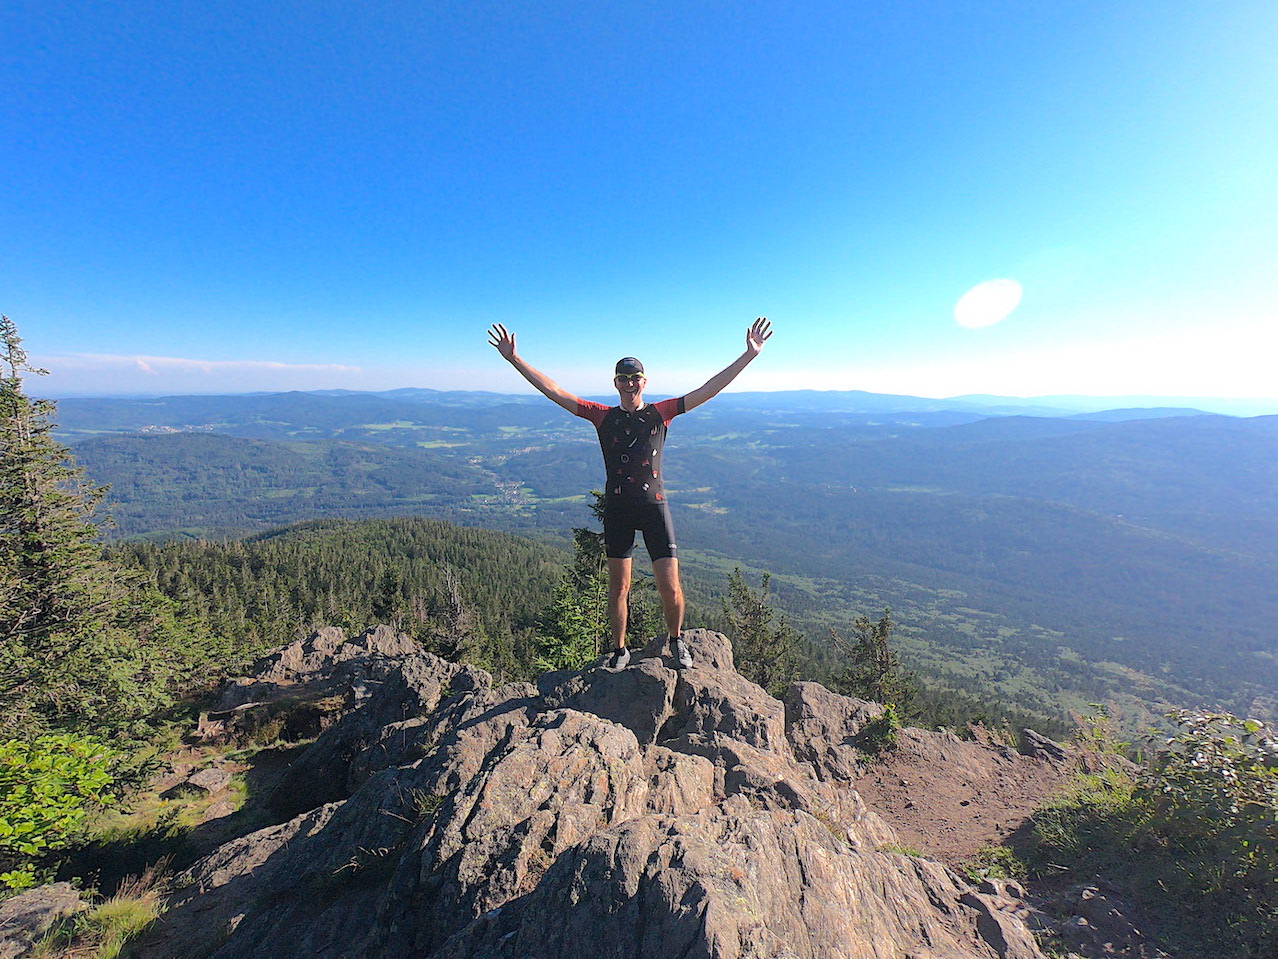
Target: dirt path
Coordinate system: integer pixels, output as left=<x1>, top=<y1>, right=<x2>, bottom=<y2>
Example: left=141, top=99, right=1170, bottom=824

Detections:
left=851, top=726, right=1078, bottom=866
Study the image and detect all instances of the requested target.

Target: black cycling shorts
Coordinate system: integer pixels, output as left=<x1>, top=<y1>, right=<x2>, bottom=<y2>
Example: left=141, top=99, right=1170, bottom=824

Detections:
left=603, top=498, right=678, bottom=560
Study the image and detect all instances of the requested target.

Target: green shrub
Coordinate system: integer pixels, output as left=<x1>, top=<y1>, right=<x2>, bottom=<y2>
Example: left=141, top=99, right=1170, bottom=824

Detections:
left=853, top=703, right=901, bottom=756
left=0, top=733, right=118, bottom=890
left=1022, top=708, right=1277, bottom=958
left=1135, top=710, right=1277, bottom=955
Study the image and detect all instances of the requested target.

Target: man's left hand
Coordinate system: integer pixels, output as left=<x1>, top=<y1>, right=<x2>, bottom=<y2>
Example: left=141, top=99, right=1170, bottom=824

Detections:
left=746, top=317, right=773, bottom=356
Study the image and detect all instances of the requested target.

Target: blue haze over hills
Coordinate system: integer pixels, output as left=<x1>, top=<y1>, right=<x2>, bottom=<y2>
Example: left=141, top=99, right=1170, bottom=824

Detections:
left=49, top=386, right=1277, bottom=419
left=53, top=388, right=1278, bottom=730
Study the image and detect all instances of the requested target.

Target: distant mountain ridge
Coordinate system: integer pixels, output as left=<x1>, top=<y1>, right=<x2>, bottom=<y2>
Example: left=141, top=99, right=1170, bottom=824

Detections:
left=50, top=386, right=1251, bottom=439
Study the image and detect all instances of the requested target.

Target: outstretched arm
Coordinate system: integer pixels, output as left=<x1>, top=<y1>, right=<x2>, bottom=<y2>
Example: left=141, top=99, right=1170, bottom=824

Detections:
left=487, top=323, right=582, bottom=414
left=682, top=317, right=773, bottom=412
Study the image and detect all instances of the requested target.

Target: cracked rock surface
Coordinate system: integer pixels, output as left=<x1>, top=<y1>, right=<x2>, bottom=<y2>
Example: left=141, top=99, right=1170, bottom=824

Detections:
left=136, top=626, right=1048, bottom=959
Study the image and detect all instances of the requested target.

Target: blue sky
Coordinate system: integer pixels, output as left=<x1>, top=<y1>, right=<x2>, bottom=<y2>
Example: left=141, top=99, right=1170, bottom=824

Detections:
left=4, top=1, right=1276, bottom=404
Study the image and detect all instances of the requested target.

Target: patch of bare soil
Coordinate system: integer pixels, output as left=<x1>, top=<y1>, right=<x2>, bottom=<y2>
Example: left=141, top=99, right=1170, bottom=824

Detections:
left=852, top=726, right=1182, bottom=957
left=852, top=725, right=1077, bottom=867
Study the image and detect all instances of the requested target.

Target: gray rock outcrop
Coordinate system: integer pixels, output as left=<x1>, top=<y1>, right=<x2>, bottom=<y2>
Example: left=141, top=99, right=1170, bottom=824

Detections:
left=0, top=883, right=86, bottom=959
left=193, top=624, right=426, bottom=747
left=784, top=681, right=885, bottom=782
left=137, top=626, right=1048, bottom=959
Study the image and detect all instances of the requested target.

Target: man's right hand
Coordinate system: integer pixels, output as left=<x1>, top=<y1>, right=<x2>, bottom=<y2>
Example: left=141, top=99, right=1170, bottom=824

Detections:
left=487, top=323, right=516, bottom=362
left=487, top=324, right=580, bottom=413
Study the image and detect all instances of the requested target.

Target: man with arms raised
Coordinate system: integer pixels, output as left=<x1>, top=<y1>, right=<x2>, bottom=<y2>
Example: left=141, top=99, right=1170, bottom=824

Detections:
left=488, top=318, right=773, bottom=670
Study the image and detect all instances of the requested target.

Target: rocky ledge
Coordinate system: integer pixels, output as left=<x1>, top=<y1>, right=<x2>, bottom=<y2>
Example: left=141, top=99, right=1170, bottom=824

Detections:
left=132, top=626, right=1052, bottom=959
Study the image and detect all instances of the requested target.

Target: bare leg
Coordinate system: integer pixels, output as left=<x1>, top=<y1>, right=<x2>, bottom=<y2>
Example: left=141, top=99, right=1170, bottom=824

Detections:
left=607, top=557, right=632, bottom=649
left=652, top=557, right=684, bottom=638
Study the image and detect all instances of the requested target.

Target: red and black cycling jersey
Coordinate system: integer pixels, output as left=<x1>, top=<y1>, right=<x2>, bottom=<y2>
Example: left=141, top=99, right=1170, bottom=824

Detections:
left=575, top=397, right=686, bottom=503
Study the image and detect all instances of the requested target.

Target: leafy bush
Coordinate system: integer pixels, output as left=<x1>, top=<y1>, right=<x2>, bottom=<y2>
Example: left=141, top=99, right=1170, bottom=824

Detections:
left=0, top=733, right=118, bottom=890
left=1022, top=708, right=1277, bottom=958
left=1135, top=710, right=1277, bottom=953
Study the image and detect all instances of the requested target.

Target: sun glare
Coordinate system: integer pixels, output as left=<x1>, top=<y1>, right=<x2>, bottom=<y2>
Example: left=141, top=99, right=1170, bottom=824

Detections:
left=954, top=279, right=1023, bottom=329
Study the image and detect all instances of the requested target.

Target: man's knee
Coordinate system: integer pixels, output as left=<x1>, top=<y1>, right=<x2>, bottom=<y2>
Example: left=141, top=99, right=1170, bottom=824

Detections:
left=652, top=559, right=681, bottom=596
left=656, top=577, right=681, bottom=599
left=607, top=559, right=632, bottom=599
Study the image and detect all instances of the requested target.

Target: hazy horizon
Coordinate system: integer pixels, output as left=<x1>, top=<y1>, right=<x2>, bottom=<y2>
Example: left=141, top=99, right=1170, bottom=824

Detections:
left=39, top=382, right=1278, bottom=419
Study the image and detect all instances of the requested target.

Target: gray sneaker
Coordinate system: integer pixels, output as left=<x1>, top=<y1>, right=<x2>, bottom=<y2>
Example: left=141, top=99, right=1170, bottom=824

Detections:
left=604, top=647, right=630, bottom=670
left=671, top=636, right=693, bottom=670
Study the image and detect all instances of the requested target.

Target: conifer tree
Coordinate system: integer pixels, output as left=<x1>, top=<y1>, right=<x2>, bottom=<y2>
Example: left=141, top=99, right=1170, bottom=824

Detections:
left=2, top=317, right=115, bottom=730
left=721, top=568, right=801, bottom=694
left=828, top=609, right=918, bottom=717
left=579, top=491, right=664, bottom=647
left=0, top=316, right=197, bottom=734
left=1, top=317, right=112, bottom=635
left=536, top=491, right=663, bottom=671
left=536, top=494, right=609, bottom=670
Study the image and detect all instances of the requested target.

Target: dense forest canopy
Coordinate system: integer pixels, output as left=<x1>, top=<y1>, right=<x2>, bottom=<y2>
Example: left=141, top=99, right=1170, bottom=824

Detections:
left=116, top=517, right=567, bottom=683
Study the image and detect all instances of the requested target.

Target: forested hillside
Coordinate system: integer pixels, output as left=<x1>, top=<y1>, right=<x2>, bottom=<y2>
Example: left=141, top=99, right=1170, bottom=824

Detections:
left=74, top=433, right=496, bottom=538
left=116, top=518, right=566, bottom=681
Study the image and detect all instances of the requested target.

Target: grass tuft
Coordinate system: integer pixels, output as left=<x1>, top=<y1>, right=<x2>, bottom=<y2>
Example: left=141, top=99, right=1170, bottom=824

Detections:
left=877, top=842, right=924, bottom=857
left=34, top=864, right=166, bottom=959
left=961, top=843, right=1027, bottom=884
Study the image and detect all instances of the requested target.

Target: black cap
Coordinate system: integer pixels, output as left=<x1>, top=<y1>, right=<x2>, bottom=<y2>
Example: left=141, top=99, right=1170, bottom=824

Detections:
left=615, top=357, right=644, bottom=376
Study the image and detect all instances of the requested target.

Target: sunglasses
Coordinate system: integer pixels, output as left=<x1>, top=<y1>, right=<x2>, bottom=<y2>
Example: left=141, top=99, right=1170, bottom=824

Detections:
left=614, top=374, right=644, bottom=385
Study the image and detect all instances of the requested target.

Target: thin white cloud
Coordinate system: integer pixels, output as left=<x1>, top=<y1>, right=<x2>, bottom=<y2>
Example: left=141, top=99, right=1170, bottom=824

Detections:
left=954, top=279, right=1023, bottom=329
left=53, top=353, right=361, bottom=375
left=36, top=352, right=366, bottom=395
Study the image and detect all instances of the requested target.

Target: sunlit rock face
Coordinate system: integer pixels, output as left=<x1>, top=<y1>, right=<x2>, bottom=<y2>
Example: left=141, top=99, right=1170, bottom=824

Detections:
left=136, top=626, right=1047, bottom=959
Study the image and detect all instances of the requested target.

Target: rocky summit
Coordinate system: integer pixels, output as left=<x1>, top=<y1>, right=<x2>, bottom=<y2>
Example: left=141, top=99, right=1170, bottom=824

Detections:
left=135, top=626, right=1050, bottom=959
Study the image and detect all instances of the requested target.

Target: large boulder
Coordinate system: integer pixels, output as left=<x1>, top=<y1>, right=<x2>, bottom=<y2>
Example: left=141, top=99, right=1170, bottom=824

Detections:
left=538, top=650, right=679, bottom=746
left=267, top=651, right=498, bottom=818
left=136, top=626, right=1049, bottom=959
left=196, top=625, right=430, bottom=747
left=784, top=681, right=884, bottom=782
left=433, top=797, right=1042, bottom=959
left=218, top=624, right=421, bottom=708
